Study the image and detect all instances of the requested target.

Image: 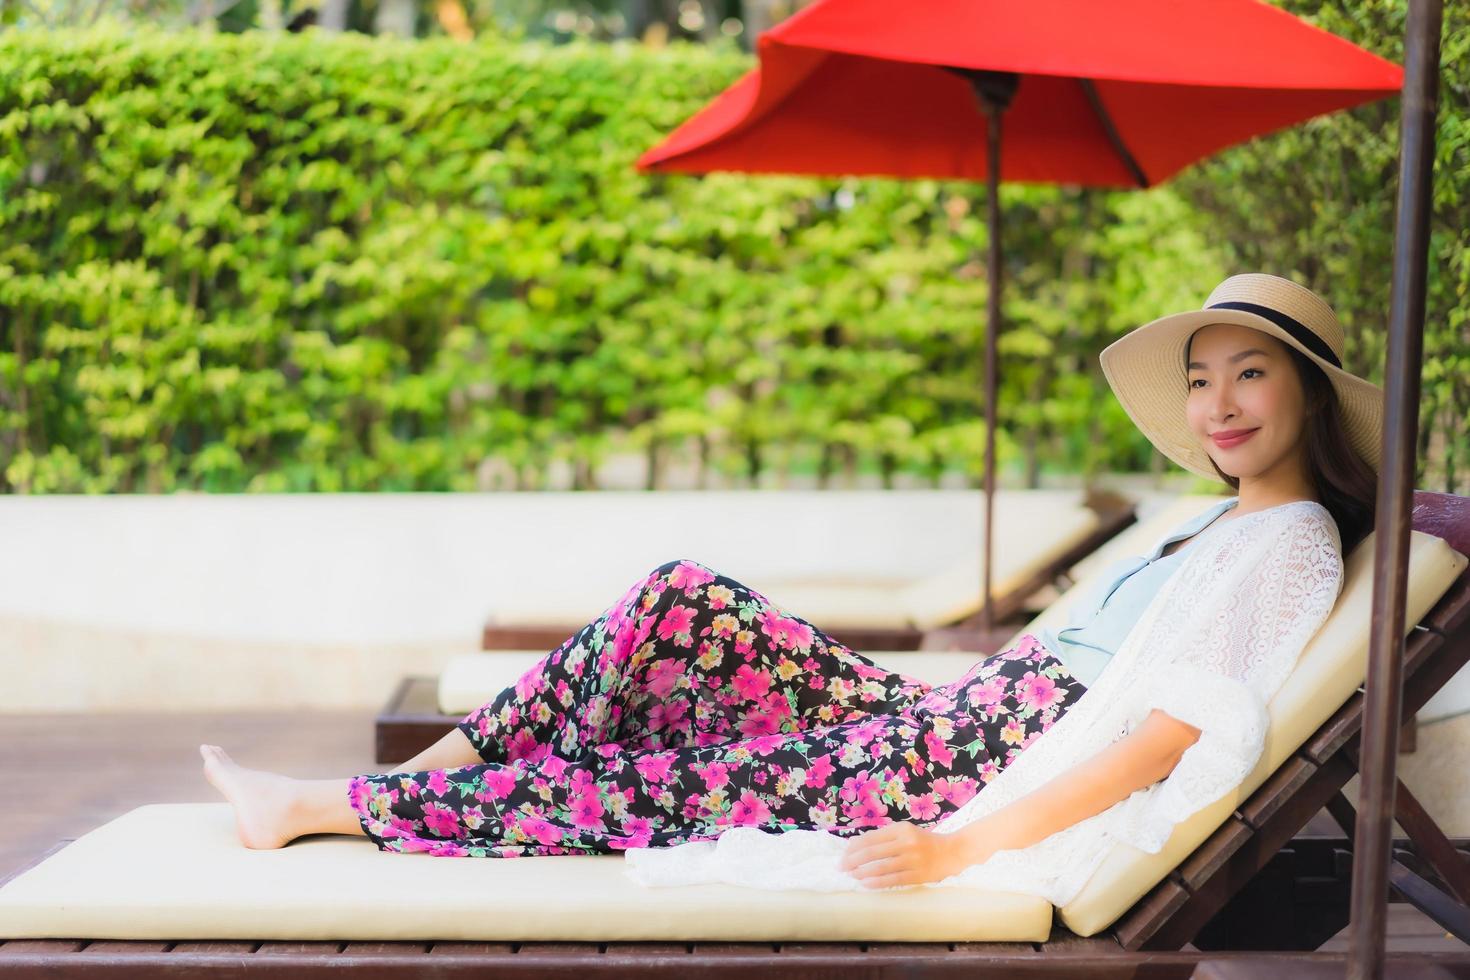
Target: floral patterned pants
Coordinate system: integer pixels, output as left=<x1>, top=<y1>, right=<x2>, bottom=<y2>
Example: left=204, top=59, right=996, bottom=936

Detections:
left=348, top=558, right=1088, bottom=857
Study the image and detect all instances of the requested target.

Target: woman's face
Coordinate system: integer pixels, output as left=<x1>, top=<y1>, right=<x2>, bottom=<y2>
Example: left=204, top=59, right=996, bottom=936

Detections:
left=1185, top=323, right=1309, bottom=484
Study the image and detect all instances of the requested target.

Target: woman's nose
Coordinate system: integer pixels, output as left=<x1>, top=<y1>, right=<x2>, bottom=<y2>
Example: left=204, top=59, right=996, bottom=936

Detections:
left=1208, top=382, right=1239, bottom=422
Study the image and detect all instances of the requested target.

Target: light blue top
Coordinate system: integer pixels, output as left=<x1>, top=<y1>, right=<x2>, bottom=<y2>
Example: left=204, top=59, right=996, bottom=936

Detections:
left=1036, top=497, right=1241, bottom=688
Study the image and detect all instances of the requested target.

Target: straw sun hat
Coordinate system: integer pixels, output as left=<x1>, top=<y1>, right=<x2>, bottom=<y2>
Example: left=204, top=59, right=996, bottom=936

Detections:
left=1098, top=273, right=1384, bottom=482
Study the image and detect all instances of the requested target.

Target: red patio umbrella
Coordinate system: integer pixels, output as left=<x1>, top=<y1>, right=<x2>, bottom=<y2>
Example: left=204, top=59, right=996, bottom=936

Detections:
left=636, top=0, right=1403, bottom=639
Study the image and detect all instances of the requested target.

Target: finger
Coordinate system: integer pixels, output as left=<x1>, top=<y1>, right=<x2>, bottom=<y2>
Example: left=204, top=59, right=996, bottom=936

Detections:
left=850, top=855, right=908, bottom=879
left=839, top=839, right=903, bottom=870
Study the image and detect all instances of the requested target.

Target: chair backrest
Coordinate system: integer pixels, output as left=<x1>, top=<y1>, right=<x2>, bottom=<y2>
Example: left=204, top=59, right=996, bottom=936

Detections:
left=1056, top=490, right=1470, bottom=937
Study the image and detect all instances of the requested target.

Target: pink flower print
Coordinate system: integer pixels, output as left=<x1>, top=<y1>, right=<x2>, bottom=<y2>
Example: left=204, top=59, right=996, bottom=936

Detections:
left=743, top=732, right=788, bottom=757
left=918, top=691, right=956, bottom=714
left=517, top=813, right=564, bottom=846
left=737, top=705, right=783, bottom=738
left=474, top=714, right=495, bottom=741
left=841, top=791, right=890, bottom=827
left=607, top=818, right=654, bottom=850
left=634, top=752, right=675, bottom=784
left=923, top=730, right=955, bottom=769
left=656, top=605, right=698, bottom=646
left=426, top=770, right=451, bottom=796
left=967, top=676, right=1008, bottom=706
left=1015, top=672, right=1065, bottom=713
left=732, top=665, right=773, bottom=701
left=513, top=670, right=542, bottom=703
left=507, top=728, right=550, bottom=764
left=804, top=753, right=836, bottom=787
left=477, top=768, right=517, bottom=801
left=730, top=789, right=772, bottom=826
left=386, top=814, right=419, bottom=838
left=1014, top=633, right=1045, bottom=658
left=695, top=760, right=731, bottom=790
left=647, top=698, right=690, bottom=734
left=933, top=777, right=978, bottom=808
left=758, top=609, right=814, bottom=652
left=644, top=658, right=686, bottom=698
left=978, top=759, right=1000, bottom=783
left=843, top=717, right=889, bottom=748
left=569, top=791, right=606, bottom=830
left=839, top=773, right=881, bottom=806
left=906, top=793, right=941, bottom=821
left=568, top=767, right=600, bottom=795
left=668, top=561, right=716, bottom=594
left=348, top=776, right=374, bottom=810
left=421, top=802, right=463, bottom=839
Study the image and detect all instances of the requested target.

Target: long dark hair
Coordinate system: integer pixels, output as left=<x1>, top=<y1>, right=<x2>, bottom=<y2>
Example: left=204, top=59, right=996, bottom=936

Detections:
left=1188, top=336, right=1378, bottom=555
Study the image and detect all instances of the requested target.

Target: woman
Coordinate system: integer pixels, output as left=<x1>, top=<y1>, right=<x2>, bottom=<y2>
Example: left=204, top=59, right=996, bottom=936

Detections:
left=200, top=272, right=1383, bottom=897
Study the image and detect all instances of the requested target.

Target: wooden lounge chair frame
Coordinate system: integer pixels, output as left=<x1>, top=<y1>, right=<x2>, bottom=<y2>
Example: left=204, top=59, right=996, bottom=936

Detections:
left=8, top=492, right=1468, bottom=976
left=479, top=489, right=1139, bottom=654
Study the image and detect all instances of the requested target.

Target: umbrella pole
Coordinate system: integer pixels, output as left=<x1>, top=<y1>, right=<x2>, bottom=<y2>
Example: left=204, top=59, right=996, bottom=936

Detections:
left=1346, top=0, right=1444, bottom=976
left=981, top=96, right=1001, bottom=633
left=962, top=70, right=1019, bottom=637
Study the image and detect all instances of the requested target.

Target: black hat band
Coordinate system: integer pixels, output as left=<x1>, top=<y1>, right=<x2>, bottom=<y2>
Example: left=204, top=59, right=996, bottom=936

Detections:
left=1205, top=300, right=1343, bottom=369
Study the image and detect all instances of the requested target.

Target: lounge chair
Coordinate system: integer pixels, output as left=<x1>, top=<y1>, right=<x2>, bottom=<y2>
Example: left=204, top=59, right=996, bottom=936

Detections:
left=477, top=488, right=1139, bottom=653
left=2, top=491, right=1466, bottom=977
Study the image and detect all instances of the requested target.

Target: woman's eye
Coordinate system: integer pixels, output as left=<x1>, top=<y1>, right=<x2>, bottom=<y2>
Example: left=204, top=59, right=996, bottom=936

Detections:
left=1240, top=367, right=1262, bottom=380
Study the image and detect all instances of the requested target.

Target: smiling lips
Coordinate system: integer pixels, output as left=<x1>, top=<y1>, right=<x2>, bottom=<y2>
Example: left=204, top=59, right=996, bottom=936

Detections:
left=1212, top=428, right=1260, bottom=448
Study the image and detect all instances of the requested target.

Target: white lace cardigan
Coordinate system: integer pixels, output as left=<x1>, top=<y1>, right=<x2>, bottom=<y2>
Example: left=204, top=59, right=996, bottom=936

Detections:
left=623, top=500, right=1346, bottom=905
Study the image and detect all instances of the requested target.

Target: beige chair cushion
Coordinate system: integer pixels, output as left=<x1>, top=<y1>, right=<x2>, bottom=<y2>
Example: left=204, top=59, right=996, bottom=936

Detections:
left=438, top=650, right=991, bottom=716
left=1058, top=528, right=1467, bottom=935
left=0, top=803, right=1053, bottom=942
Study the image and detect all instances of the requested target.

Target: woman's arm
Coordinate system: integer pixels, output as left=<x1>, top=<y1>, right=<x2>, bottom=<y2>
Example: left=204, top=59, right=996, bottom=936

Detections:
left=839, top=709, right=1203, bottom=889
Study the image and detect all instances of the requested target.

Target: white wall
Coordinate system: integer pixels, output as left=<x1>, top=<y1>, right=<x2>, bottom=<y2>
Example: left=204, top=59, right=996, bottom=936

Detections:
left=0, top=490, right=1037, bottom=710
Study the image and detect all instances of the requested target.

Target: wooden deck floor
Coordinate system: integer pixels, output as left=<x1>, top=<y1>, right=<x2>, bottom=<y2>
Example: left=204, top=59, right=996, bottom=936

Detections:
left=0, top=709, right=1464, bottom=954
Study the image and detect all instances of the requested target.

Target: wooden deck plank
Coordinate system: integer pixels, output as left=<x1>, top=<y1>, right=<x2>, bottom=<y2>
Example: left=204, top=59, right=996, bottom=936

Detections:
left=77, top=941, right=173, bottom=954
left=946, top=941, right=1040, bottom=955
left=0, top=940, right=88, bottom=954
left=255, top=941, right=343, bottom=954
left=1238, top=755, right=1318, bottom=829
left=513, top=941, right=607, bottom=957
left=427, top=941, right=518, bottom=955
left=168, top=941, right=259, bottom=954
left=340, top=941, right=430, bottom=955
left=1177, top=817, right=1255, bottom=891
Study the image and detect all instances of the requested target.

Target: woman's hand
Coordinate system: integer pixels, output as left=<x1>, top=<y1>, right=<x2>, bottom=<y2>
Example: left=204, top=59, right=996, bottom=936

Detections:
left=837, top=821, right=973, bottom=890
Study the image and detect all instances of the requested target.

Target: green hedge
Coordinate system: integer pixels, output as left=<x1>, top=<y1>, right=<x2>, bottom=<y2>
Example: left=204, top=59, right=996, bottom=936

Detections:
left=0, top=12, right=1463, bottom=494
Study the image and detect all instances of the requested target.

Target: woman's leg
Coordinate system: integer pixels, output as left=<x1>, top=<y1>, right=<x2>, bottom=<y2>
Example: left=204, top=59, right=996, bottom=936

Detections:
left=454, top=557, right=933, bottom=767
left=199, top=744, right=366, bottom=848
left=345, top=633, right=1089, bottom=858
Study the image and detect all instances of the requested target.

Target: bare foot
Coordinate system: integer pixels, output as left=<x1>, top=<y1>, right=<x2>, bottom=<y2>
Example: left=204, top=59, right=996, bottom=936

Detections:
left=199, top=744, right=301, bottom=849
